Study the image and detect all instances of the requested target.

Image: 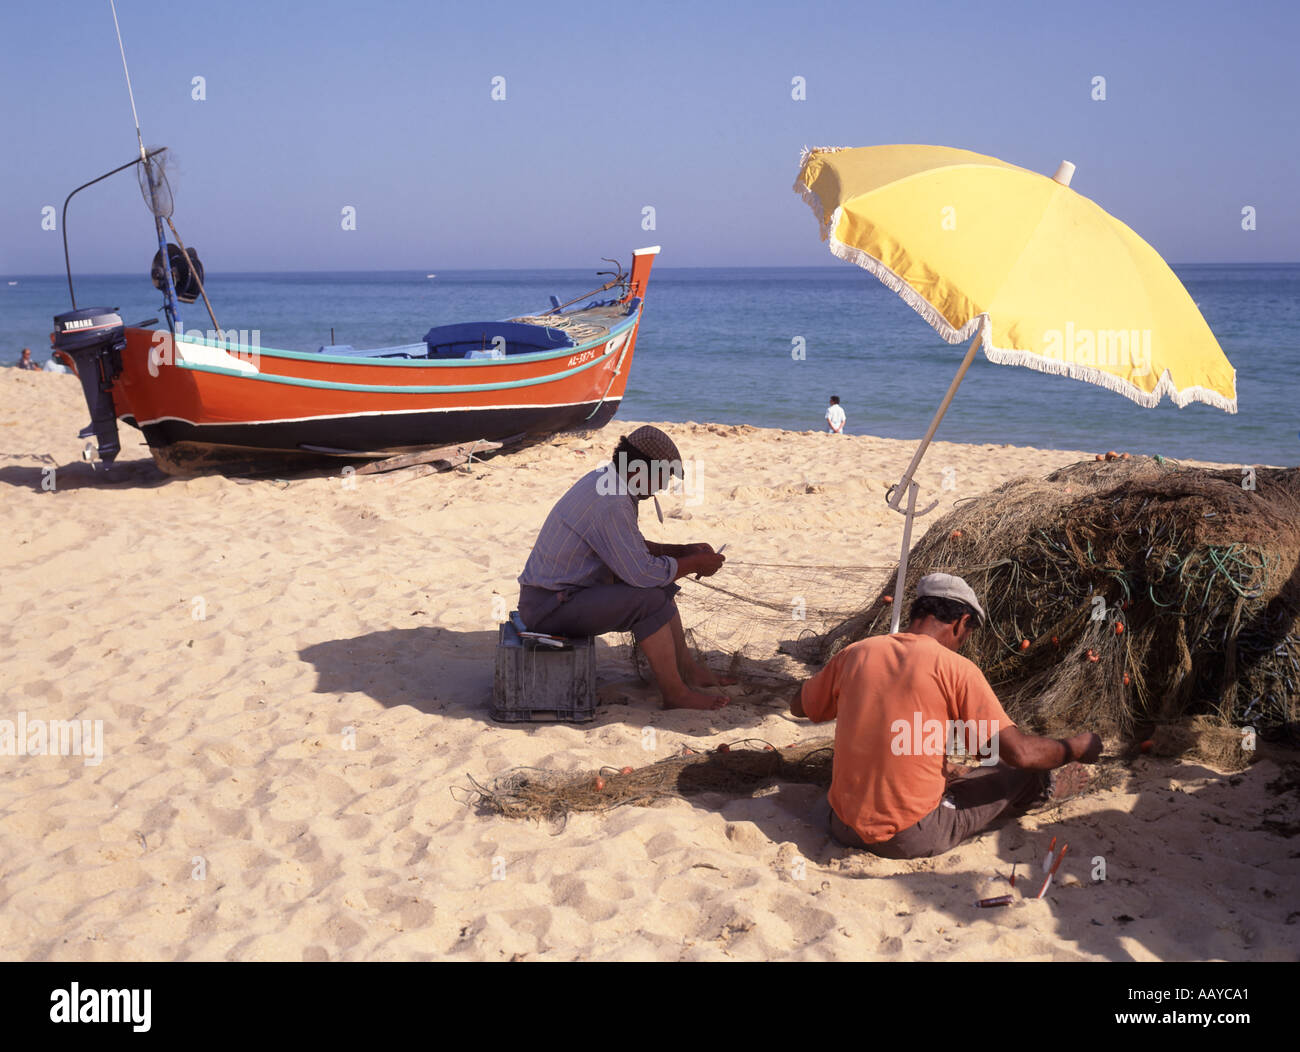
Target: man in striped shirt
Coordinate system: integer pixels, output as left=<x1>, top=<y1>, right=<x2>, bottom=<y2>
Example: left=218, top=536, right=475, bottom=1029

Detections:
left=518, top=426, right=730, bottom=710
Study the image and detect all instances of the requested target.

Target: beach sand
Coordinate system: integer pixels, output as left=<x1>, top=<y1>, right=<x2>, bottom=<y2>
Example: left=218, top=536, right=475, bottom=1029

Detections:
left=2, top=368, right=1297, bottom=962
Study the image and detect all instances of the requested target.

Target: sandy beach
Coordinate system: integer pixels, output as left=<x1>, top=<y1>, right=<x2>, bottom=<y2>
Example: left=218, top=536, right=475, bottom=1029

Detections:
left=2, top=367, right=1297, bottom=962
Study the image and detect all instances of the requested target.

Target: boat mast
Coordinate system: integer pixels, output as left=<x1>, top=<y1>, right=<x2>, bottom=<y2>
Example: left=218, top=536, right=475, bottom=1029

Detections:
left=109, top=0, right=181, bottom=334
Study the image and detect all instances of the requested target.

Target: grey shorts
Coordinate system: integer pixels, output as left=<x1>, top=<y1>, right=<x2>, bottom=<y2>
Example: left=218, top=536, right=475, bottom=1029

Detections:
left=827, top=763, right=1049, bottom=859
left=518, top=582, right=681, bottom=642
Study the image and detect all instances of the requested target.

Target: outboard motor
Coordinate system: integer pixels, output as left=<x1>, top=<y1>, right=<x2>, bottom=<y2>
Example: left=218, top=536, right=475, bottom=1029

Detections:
left=52, top=307, right=126, bottom=467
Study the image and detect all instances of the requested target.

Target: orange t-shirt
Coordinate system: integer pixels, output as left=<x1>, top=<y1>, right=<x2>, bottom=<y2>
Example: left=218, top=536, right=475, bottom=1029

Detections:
left=800, top=633, right=1014, bottom=843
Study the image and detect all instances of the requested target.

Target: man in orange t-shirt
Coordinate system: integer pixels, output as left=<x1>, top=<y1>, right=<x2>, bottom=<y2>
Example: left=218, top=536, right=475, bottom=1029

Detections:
left=792, top=573, right=1103, bottom=859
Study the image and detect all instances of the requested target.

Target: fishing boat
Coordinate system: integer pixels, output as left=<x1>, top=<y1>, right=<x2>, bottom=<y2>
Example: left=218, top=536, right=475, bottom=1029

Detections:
left=54, top=241, right=658, bottom=474
left=53, top=6, right=657, bottom=476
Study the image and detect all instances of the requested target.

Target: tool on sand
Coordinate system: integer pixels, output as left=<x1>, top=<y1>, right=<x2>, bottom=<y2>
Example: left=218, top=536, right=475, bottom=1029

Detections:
left=1036, top=841, right=1069, bottom=899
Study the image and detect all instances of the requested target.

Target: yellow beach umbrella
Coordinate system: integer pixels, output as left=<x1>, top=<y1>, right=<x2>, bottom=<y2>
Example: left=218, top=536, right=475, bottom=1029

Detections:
left=793, top=144, right=1238, bottom=630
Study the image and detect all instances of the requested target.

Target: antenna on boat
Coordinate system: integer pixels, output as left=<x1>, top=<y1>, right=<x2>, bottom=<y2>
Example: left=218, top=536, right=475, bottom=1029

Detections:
left=110, top=0, right=147, bottom=166
left=108, top=0, right=184, bottom=335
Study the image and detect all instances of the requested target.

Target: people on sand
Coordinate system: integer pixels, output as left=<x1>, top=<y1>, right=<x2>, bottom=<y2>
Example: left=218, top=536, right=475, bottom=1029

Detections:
left=790, top=572, right=1103, bottom=858
left=825, top=395, right=845, bottom=434
left=518, top=425, right=732, bottom=710
left=16, top=348, right=38, bottom=370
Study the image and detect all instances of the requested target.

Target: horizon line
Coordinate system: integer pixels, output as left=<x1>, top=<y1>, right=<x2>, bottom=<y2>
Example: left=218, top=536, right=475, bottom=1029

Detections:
left=6, top=260, right=1299, bottom=280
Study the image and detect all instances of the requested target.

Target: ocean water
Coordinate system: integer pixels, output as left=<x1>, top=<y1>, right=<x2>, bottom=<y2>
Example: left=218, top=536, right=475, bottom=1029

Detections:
left=2, top=264, right=1297, bottom=466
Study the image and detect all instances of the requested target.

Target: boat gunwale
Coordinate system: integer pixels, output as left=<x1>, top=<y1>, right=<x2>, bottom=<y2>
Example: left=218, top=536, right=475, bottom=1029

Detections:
left=148, top=308, right=640, bottom=369
left=140, top=313, right=637, bottom=395
left=163, top=344, right=626, bottom=394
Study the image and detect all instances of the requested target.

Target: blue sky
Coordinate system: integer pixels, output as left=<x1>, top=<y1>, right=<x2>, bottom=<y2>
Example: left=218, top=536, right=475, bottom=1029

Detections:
left=1, top=0, right=1296, bottom=273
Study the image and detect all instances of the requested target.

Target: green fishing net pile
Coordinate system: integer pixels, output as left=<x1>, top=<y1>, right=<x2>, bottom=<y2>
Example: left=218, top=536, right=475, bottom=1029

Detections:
left=814, top=457, right=1300, bottom=739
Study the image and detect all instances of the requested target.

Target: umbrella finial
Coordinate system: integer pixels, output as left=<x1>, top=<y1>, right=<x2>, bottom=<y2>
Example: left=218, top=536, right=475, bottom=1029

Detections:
left=1052, top=161, right=1076, bottom=187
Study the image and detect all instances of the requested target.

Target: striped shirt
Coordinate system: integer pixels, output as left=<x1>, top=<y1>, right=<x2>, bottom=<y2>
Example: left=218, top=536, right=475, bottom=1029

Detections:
left=519, top=468, right=677, bottom=591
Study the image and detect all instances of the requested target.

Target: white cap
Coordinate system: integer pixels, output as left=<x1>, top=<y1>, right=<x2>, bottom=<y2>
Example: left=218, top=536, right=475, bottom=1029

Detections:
left=916, top=573, right=986, bottom=623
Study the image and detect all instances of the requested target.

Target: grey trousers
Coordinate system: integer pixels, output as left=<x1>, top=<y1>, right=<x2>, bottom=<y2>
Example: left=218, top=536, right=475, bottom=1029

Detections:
left=518, top=582, right=681, bottom=643
left=829, top=763, right=1049, bottom=859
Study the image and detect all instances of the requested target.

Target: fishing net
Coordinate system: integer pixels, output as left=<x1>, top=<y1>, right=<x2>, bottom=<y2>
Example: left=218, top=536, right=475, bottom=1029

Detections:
left=508, top=314, right=608, bottom=343
left=811, top=457, right=1300, bottom=738
left=465, top=457, right=1295, bottom=824
left=461, top=738, right=835, bottom=823
left=137, top=146, right=173, bottom=218
left=460, top=736, right=1136, bottom=823
left=628, top=560, right=895, bottom=694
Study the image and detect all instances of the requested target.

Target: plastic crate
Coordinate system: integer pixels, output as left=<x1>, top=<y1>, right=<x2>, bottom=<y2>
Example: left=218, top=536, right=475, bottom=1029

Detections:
left=492, top=613, right=596, bottom=723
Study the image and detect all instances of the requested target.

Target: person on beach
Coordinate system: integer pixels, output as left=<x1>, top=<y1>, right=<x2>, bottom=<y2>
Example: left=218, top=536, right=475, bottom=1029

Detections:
left=16, top=348, right=38, bottom=370
left=790, top=573, right=1103, bottom=858
left=518, top=425, right=732, bottom=710
left=826, top=395, right=845, bottom=434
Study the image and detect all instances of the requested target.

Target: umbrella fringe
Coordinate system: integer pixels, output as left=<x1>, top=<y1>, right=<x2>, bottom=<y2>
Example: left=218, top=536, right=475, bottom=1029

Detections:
left=826, top=228, right=984, bottom=344
left=984, top=349, right=1239, bottom=413
left=797, top=144, right=849, bottom=170
left=794, top=147, right=852, bottom=238
left=793, top=181, right=831, bottom=238
left=825, top=225, right=1240, bottom=416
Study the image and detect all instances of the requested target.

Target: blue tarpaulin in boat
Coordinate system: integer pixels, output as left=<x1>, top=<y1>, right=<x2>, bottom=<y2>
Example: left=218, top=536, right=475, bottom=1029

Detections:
left=423, top=321, right=575, bottom=359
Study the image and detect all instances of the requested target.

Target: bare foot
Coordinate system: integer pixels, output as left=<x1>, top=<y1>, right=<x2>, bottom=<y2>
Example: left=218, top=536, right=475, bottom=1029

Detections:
left=1046, top=762, right=1093, bottom=802
left=682, top=664, right=738, bottom=688
left=662, top=687, right=729, bottom=710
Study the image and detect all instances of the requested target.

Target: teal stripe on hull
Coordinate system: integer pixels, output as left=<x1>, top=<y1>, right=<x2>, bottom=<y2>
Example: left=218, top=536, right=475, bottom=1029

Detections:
left=175, top=338, right=620, bottom=394
left=168, top=312, right=638, bottom=368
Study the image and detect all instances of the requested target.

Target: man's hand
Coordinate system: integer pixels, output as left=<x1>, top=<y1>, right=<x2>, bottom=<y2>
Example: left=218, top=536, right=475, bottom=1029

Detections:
left=1066, top=732, right=1104, bottom=764
left=943, top=758, right=975, bottom=782
left=676, top=550, right=725, bottom=579
left=683, top=542, right=716, bottom=555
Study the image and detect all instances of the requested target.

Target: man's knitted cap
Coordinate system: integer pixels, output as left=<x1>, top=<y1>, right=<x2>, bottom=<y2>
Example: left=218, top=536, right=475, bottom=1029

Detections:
left=625, top=426, right=684, bottom=478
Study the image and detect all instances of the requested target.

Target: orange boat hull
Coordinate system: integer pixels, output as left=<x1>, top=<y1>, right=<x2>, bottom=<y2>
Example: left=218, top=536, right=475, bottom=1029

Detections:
left=100, top=248, right=659, bottom=473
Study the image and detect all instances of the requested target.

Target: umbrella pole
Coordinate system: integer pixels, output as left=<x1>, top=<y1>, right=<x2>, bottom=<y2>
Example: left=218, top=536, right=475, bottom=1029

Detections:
left=887, top=330, right=983, bottom=510
left=885, top=328, right=982, bottom=633
left=889, top=480, right=919, bottom=634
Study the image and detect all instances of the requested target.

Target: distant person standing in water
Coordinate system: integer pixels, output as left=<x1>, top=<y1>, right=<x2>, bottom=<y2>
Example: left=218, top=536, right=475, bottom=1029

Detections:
left=826, top=395, right=846, bottom=434
left=16, top=348, right=38, bottom=370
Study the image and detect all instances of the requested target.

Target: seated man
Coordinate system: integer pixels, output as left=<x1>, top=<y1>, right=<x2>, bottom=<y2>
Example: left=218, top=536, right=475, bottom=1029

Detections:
left=790, top=573, right=1102, bottom=858
left=518, top=425, right=730, bottom=710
